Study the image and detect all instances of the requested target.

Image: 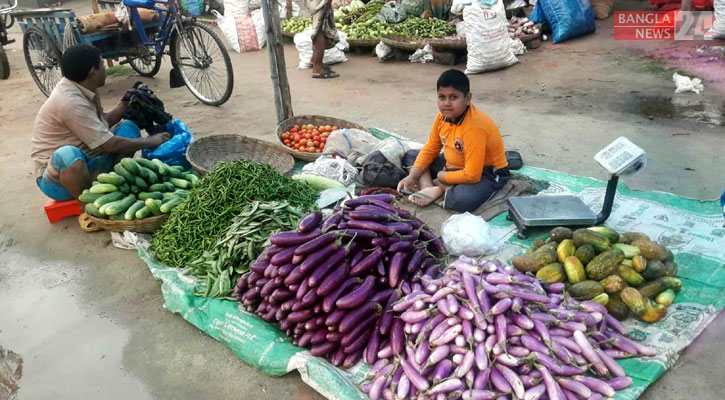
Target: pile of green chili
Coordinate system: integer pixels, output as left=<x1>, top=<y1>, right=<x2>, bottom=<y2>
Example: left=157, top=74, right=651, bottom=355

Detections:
left=151, top=160, right=318, bottom=268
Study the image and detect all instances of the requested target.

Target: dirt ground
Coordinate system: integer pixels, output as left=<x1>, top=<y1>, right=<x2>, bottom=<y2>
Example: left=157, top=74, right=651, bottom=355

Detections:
left=0, top=0, right=724, bottom=399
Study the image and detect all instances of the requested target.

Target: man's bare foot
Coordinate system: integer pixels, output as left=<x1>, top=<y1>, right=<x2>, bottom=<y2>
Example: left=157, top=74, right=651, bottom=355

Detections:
left=408, top=186, right=443, bottom=207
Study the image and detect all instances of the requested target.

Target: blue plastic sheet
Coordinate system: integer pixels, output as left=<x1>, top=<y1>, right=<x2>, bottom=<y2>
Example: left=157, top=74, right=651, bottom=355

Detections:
left=142, top=119, right=194, bottom=169
left=530, top=0, right=595, bottom=43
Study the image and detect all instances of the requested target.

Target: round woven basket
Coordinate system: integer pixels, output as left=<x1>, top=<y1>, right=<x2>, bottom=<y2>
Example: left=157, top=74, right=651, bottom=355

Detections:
left=347, top=38, right=380, bottom=47
left=427, top=38, right=467, bottom=51
left=381, top=35, right=429, bottom=52
left=282, top=30, right=296, bottom=38
left=277, top=115, right=368, bottom=162
left=78, top=212, right=169, bottom=233
left=186, top=134, right=295, bottom=175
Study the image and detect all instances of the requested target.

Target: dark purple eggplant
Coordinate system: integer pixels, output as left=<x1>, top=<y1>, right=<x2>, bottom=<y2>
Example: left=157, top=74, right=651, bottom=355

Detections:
left=249, top=262, right=268, bottom=275
left=298, top=211, right=323, bottom=233
left=343, top=330, right=372, bottom=354
left=335, top=229, right=379, bottom=239
left=379, top=289, right=402, bottom=335
left=350, top=247, right=384, bottom=276
left=388, top=252, right=408, bottom=288
left=341, top=313, right=378, bottom=347
left=348, top=210, right=397, bottom=222
left=322, top=277, right=360, bottom=313
left=339, top=302, right=382, bottom=333
left=387, top=221, right=413, bottom=235
left=337, top=276, right=376, bottom=309
left=295, top=276, right=311, bottom=300
left=365, top=323, right=382, bottom=365
left=388, top=241, right=413, bottom=253
left=321, top=213, right=343, bottom=232
left=342, top=350, right=363, bottom=368
left=270, top=229, right=322, bottom=246
left=299, top=242, right=341, bottom=274
left=300, top=286, right=320, bottom=307
left=371, top=237, right=394, bottom=247
left=308, top=247, right=348, bottom=288
left=287, top=309, right=313, bottom=324
left=325, top=308, right=347, bottom=327
left=310, top=340, right=338, bottom=357
left=271, top=288, right=294, bottom=303
left=370, top=289, right=394, bottom=305
left=326, top=331, right=343, bottom=342
left=316, top=262, right=350, bottom=297
left=295, top=231, right=339, bottom=256
left=346, top=220, right=394, bottom=235
left=270, top=246, right=298, bottom=266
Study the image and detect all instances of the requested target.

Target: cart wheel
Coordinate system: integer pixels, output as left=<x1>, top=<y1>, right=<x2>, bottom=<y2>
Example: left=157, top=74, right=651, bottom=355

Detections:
left=0, top=45, right=8, bottom=80
left=170, top=21, right=233, bottom=106
left=23, top=27, right=62, bottom=97
left=128, top=52, right=162, bottom=77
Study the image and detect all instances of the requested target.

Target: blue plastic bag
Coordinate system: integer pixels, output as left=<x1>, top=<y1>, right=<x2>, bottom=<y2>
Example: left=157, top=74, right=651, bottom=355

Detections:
left=142, top=119, right=194, bottom=169
left=530, top=0, right=595, bottom=44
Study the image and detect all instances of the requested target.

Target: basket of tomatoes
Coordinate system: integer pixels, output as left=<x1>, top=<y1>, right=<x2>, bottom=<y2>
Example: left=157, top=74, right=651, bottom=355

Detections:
left=277, top=115, right=368, bottom=161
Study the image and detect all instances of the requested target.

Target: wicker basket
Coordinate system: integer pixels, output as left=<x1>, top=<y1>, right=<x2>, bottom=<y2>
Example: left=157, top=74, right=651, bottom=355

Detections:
left=381, top=35, right=430, bottom=51
left=78, top=212, right=169, bottom=233
left=427, top=38, right=467, bottom=51
left=277, top=115, right=368, bottom=162
left=347, top=38, right=380, bottom=47
left=282, top=30, right=296, bottom=39
left=186, top=134, right=295, bottom=175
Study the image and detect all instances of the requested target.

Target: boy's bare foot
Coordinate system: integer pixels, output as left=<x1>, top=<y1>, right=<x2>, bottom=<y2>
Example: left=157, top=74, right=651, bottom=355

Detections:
left=408, top=186, right=444, bottom=207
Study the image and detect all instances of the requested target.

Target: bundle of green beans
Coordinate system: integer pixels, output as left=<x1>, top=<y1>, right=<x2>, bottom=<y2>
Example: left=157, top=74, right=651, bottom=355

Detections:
left=151, top=160, right=318, bottom=268
left=188, top=201, right=305, bottom=298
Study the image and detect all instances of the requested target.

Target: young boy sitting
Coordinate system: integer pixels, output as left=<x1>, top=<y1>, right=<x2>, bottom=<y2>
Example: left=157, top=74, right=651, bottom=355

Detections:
left=397, top=69, right=510, bottom=213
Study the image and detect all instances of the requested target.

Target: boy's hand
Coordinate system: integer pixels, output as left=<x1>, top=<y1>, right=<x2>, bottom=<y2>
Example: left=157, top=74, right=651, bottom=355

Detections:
left=397, top=175, right=418, bottom=192
left=437, top=170, right=448, bottom=185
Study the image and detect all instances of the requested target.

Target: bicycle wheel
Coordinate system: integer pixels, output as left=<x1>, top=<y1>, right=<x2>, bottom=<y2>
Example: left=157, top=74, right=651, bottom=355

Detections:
left=0, top=45, right=9, bottom=80
left=128, top=51, right=162, bottom=77
left=171, top=21, right=233, bottom=106
left=23, top=27, right=62, bottom=97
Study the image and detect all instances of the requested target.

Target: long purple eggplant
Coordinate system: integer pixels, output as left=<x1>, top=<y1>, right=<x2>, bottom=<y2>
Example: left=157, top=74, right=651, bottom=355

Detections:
left=339, top=302, right=382, bottom=333
left=337, top=276, right=376, bottom=309
left=322, top=277, right=359, bottom=313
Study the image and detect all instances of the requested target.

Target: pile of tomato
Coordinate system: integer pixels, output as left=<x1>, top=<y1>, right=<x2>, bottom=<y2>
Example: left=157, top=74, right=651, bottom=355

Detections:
left=280, top=124, right=337, bottom=153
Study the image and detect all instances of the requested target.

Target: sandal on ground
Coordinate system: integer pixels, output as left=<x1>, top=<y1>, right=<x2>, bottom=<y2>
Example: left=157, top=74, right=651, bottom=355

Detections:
left=312, top=70, right=339, bottom=79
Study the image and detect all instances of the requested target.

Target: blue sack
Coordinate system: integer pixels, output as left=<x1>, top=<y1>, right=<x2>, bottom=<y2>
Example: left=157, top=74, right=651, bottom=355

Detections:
left=530, top=0, right=595, bottom=44
left=142, top=119, right=194, bottom=169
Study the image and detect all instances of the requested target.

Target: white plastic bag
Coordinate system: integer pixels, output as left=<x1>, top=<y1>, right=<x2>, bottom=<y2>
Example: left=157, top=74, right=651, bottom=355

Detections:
left=301, top=156, right=358, bottom=186
left=294, top=28, right=349, bottom=69
left=214, top=9, right=241, bottom=52
left=410, top=44, right=434, bottom=63
left=463, top=1, right=518, bottom=74
left=441, top=212, right=498, bottom=257
left=323, top=128, right=381, bottom=166
left=375, top=41, right=393, bottom=61
left=251, top=8, right=267, bottom=48
left=672, top=73, right=704, bottom=94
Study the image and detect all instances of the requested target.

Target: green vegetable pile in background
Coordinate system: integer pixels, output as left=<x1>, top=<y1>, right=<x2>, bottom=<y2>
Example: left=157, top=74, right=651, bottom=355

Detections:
left=281, top=17, right=311, bottom=34
left=151, top=160, right=318, bottom=268
left=187, top=201, right=305, bottom=299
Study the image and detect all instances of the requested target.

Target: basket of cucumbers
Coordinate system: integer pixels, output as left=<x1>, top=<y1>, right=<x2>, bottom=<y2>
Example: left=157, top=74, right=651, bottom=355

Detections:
left=77, top=157, right=198, bottom=233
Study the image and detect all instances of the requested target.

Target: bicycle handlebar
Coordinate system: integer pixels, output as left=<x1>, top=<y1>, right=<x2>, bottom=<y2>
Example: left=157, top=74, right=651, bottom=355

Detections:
left=0, top=0, right=19, bottom=13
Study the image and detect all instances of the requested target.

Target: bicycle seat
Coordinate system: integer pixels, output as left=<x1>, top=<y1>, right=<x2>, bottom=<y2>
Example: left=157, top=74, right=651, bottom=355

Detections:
left=122, top=0, right=156, bottom=9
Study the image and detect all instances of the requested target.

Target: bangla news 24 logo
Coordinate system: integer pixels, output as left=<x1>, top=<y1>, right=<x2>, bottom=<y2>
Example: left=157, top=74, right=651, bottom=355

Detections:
left=614, top=11, right=717, bottom=40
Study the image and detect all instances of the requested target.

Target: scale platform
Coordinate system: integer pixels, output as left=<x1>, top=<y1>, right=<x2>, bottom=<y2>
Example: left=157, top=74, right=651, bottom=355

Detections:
left=507, top=195, right=598, bottom=239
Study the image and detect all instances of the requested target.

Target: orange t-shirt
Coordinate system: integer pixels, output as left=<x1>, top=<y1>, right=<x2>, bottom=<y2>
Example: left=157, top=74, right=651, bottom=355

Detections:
left=413, top=104, right=507, bottom=185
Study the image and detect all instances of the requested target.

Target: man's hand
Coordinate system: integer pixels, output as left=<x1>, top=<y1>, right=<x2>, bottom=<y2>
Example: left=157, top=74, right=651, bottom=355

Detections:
left=397, top=175, right=418, bottom=192
left=149, top=132, right=171, bottom=147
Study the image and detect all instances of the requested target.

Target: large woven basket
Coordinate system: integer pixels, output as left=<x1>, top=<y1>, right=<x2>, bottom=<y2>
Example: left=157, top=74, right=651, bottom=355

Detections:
left=277, top=115, right=368, bottom=162
left=282, top=30, right=296, bottom=38
left=428, top=38, right=467, bottom=51
left=78, top=212, right=169, bottom=233
left=186, top=134, right=295, bottom=175
left=382, top=35, right=429, bottom=51
left=347, top=38, right=380, bottom=47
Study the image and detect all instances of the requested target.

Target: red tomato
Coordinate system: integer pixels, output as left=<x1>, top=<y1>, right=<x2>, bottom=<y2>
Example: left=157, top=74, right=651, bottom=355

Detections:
left=281, top=133, right=290, bottom=140
left=300, top=138, right=307, bottom=146
left=313, top=140, right=320, bottom=147
left=293, top=134, right=301, bottom=142
left=303, top=133, right=310, bottom=140
left=311, top=135, right=320, bottom=142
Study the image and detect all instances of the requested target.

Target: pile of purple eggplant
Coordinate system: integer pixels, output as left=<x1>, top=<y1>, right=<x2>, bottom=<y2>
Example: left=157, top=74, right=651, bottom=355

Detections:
left=361, top=256, right=656, bottom=400
left=231, top=194, right=446, bottom=368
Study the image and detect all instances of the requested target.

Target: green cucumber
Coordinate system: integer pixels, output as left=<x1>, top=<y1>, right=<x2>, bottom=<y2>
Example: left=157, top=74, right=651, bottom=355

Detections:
left=174, top=189, right=190, bottom=198
left=104, top=194, right=137, bottom=216
left=162, top=192, right=177, bottom=199
left=114, top=164, right=136, bottom=183
left=120, top=158, right=140, bottom=175
left=169, top=178, right=190, bottom=189
left=160, top=197, right=182, bottom=213
left=93, top=191, right=124, bottom=208
left=97, top=173, right=126, bottom=186
left=149, top=183, right=167, bottom=192
left=125, top=200, right=146, bottom=221
left=145, top=169, right=159, bottom=184
left=135, top=206, right=152, bottom=219
left=85, top=203, right=105, bottom=218
left=89, top=183, right=119, bottom=194
left=129, top=184, right=139, bottom=194
left=138, top=191, right=164, bottom=200
left=109, top=214, right=125, bottom=221
left=135, top=158, right=158, bottom=172
left=78, top=192, right=104, bottom=203
left=164, top=182, right=176, bottom=191
left=120, top=183, right=130, bottom=193
left=145, top=198, right=162, bottom=216
left=167, top=167, right=184, bottom=179
left=151, top=158, right=168, bottom=176
left=136, top=166, right=151, bottom=179
left=184, top=173, right=198, bottom=186
left=134, top=176, right=149, bottom=190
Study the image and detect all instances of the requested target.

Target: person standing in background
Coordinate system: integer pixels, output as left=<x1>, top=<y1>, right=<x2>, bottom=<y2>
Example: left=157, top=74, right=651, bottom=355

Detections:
left=306, top=0, right=340, bottom=78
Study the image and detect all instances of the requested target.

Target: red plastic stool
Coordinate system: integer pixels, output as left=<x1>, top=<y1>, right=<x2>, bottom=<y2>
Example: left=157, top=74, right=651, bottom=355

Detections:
left=44, top=199, right=82, bottom=223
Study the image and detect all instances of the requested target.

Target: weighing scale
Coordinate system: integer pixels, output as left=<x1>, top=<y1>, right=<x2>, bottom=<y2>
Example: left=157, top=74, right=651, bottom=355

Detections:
left=506, top=137, right=647, bottom=239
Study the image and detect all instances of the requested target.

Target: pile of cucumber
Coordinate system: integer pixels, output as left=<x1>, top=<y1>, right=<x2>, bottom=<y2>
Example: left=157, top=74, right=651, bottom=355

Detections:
left=78, top=158, right=198, bottom=221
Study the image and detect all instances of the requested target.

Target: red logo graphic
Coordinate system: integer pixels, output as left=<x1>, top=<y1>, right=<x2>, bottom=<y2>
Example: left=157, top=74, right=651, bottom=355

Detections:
left=454, top=139, right=464, bottom=153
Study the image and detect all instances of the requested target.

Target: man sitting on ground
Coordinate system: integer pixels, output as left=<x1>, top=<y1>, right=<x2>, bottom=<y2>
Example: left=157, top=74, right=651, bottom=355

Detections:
left=31, top=44, right=169, bottom=201
left=398, top=69, right=510, bottom=213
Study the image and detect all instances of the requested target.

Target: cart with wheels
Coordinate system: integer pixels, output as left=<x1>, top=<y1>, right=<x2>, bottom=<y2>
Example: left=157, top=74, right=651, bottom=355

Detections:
left=0, top=0, right=18, bottom=79
left=11, top=0, right=233, bottom=105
